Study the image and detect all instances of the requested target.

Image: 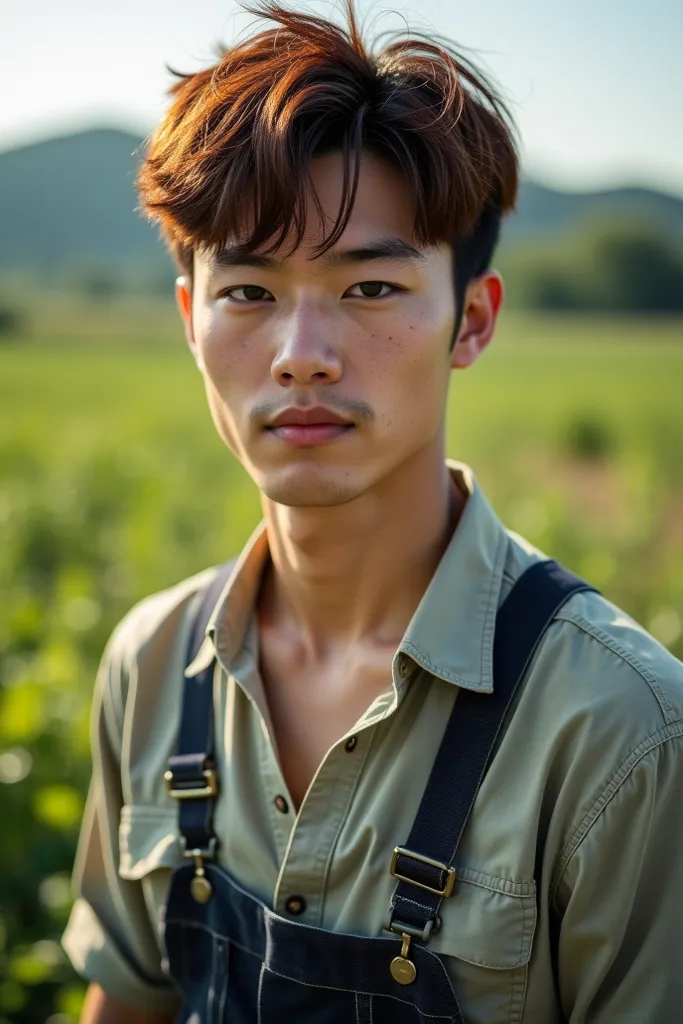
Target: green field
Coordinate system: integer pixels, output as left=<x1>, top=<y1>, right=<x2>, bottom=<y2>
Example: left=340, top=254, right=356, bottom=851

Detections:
left=1, top=296, right=682, bottom=1022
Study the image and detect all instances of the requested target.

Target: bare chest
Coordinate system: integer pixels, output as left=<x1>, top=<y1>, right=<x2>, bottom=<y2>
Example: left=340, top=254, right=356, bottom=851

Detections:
left=258, top=633, right=395, bottom=810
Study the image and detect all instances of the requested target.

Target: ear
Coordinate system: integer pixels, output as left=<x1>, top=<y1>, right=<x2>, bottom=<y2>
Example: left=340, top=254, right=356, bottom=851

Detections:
left=450, top=270, right=504, bottom=370
left=175, top=276, right=203, bottom=369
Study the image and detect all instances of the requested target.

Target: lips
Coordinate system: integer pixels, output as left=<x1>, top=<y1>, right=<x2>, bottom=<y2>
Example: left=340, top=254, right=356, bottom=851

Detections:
left=268, top=406, right=352, bottom=428
left=265, top=406, right=354, bottom=447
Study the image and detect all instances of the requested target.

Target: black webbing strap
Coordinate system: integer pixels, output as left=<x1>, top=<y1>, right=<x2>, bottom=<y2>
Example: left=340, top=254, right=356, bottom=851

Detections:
left=166, top=560, right=236, bottom=856
left=386, top=559, right=597, bottom=941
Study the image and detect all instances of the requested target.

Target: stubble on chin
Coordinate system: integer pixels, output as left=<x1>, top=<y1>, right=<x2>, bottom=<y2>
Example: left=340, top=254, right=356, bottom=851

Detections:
left=259, top=471, right=361, bottom=509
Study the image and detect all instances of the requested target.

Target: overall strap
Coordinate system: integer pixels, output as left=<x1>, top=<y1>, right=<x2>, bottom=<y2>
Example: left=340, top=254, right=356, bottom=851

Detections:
left=386, top=559, right=597, bottom=942
left=165, top=560, right=237, bottom=857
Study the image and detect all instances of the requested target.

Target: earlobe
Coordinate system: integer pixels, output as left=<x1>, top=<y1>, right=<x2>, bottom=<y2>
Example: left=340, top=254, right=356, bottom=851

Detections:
left=451, top=335, right=483, bottom=369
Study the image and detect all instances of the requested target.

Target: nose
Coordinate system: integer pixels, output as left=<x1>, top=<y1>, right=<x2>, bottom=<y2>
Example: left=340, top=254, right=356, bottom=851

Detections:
left=271, top=304, right=343, bottom=387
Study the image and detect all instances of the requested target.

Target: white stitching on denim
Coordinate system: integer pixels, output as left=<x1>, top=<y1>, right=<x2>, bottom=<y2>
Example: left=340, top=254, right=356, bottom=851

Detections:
left=262, top=958, right=456, bottom=1019
left=207, top=937, right=217, bottom=1024
left=392, top=894, right=435, bottom=913
left=256, top=962, right=266, bottom=1024
left=166, top=917, right=261, bottom=960
left=217, top=939, right=229, bottom=1024
left=355, top=991, right=375, bottom=1024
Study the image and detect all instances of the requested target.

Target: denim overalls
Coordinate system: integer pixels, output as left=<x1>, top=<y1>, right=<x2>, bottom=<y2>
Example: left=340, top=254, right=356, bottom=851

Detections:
left=161, top=559, right=593, bottom=1023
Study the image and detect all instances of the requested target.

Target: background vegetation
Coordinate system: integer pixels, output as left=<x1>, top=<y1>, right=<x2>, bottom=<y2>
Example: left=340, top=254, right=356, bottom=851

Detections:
left=1, top=290, right=682, bottom=1022
left=2, top=127, right=683, bottom=315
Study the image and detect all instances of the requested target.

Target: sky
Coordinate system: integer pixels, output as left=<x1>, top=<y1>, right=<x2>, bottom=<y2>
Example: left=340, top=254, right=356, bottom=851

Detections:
left=2, top=0, right=682, bottom=196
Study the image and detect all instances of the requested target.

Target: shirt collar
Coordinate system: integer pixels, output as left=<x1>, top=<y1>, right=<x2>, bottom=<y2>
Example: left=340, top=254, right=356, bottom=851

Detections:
left=186, top=461, right=509, bottom=693
left=184, top=522, right=269, bottom=678
left=397, top=461, right=508, bottom=693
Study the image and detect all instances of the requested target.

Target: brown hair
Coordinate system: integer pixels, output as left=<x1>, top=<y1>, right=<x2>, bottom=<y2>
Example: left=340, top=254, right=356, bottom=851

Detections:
left=136, top=0, right=518, bottom=311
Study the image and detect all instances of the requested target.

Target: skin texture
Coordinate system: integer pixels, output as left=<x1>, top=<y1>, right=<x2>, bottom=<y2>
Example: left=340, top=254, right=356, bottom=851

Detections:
left=180, top=151, right=500, bottom=512
left=82, top=149, right=503, bottom=1020
left=174, top=150, right=503, bottom=808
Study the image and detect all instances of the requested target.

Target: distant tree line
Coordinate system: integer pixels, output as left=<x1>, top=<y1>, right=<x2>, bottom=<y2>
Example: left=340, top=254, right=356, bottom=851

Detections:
left=498, top=217, right=683, bottom=313
left=1, top=217, right=682, bottom=333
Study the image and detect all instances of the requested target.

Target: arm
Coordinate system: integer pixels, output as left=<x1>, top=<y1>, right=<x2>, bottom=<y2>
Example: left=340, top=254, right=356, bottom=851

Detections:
left=553, top=729, right=683, bottom=1019
left=81, top=983, right=177, bottom=1024
left=61, top=613, right=181, bottom=1017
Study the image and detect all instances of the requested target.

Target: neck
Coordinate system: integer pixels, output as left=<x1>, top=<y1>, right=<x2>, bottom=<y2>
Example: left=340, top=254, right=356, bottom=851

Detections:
left=258, top=442, right=464, bottom=660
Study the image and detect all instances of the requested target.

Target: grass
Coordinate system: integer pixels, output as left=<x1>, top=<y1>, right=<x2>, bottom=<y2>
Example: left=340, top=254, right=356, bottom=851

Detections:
left=0, top=294, right=682, bottom=1022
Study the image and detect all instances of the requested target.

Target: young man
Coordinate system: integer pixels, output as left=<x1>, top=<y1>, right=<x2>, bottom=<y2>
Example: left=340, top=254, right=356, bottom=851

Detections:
left=63, top=1, right=683, bottom=1021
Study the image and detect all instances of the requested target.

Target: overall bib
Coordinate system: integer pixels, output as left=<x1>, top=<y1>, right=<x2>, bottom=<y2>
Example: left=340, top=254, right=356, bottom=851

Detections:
left=161, top=559, right=594, bottom=1023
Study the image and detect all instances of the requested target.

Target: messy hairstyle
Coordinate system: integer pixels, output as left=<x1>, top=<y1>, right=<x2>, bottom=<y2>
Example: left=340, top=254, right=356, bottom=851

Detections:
left=136, top=0, right=519, bottom=327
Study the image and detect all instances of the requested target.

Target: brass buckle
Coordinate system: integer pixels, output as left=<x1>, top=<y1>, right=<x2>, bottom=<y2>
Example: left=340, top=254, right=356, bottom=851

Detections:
left=383, top=912, right=436, bottom=943
left=179, top=835, right=217, bottom=861
left=390, top=847, right=456, bottom=898
left=164, top=768, right=218, bottom=800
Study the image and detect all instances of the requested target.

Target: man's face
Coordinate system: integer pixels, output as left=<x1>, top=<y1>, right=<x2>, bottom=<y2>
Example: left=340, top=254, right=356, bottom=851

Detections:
left=177, top=150, right=490, bottom=507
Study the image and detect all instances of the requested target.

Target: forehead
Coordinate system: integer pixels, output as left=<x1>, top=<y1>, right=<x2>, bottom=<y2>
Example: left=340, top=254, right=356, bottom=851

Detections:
left=196, top=150, right=424, bottom=272
left=307, top=150, right=417, bottom=241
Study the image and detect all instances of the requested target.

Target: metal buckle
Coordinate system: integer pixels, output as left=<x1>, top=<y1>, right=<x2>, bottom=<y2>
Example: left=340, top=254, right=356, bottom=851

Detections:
left=390, top=846, right=456, bottom=898
left=164, top=767, right=218, bottom=800
left=179, top=835, right=218, bottom=860
left=383, top=911, right=435, bottom=943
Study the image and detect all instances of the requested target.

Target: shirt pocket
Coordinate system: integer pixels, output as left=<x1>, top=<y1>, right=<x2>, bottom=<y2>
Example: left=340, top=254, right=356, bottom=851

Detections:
left=427, top=867, right=537, bottom=1024
left=118, top=804, right=182, bottom=941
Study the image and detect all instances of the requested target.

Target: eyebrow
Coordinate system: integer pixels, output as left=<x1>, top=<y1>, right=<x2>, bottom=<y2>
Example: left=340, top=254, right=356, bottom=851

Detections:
left=207, top=236, right=428, bottom=275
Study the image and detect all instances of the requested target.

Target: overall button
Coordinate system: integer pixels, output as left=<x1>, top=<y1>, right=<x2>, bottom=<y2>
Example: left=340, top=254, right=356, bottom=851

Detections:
left=274, top=795, right=289, bottom=814
left=398, top=657, right=412, bottom=679
left=344, top=735, right=357, bottom=752
left=285, top=895, right=307, bottom=916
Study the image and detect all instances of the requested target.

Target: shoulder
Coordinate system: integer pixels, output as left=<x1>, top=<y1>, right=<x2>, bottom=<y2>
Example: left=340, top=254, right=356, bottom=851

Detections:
left=94, top=564, right=228, bottom=746
left=496, top=530, right=683, bottom=846
left=104, top=564, right=223, bottom=670
left=497, top=531, right=683, bottom=883
left=555, top=589, right=683, bottom=729
left=503, top=529, right=683, bottom=734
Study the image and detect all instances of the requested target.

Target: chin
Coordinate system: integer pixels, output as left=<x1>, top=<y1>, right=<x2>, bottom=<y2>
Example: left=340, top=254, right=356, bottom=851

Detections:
left=257, top=466, right=364, bottom=508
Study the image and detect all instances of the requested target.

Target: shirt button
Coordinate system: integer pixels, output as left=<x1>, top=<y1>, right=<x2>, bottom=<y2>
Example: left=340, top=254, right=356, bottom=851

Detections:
left=285, top=895, right=306, bottom=916
left=344, top=735, right=357, bottom=753
left=274, top=795, right=289, bottom=814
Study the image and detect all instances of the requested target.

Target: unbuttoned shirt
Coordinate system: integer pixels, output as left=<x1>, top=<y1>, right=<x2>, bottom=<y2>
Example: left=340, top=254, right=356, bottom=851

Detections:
left=62, top=462, right=683, bottom=1022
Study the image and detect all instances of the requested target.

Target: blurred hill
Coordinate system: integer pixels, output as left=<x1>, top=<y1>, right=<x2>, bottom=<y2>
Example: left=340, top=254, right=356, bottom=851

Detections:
left=0, top=128, right=171, bottom=293
left=0, top=126, right=682, bottom=309
left=511, top=180, right=683, bottom=242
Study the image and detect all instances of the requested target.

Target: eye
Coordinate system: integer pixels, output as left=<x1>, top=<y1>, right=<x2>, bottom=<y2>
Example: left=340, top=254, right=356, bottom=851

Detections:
left=344, top=281, right=398, bottom=299
left=221, top=285, right=275, bottom=303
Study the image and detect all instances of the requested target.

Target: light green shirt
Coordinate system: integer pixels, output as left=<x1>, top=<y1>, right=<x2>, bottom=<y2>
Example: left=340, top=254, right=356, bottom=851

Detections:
left=62, top=462, right=683, bottom=1022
